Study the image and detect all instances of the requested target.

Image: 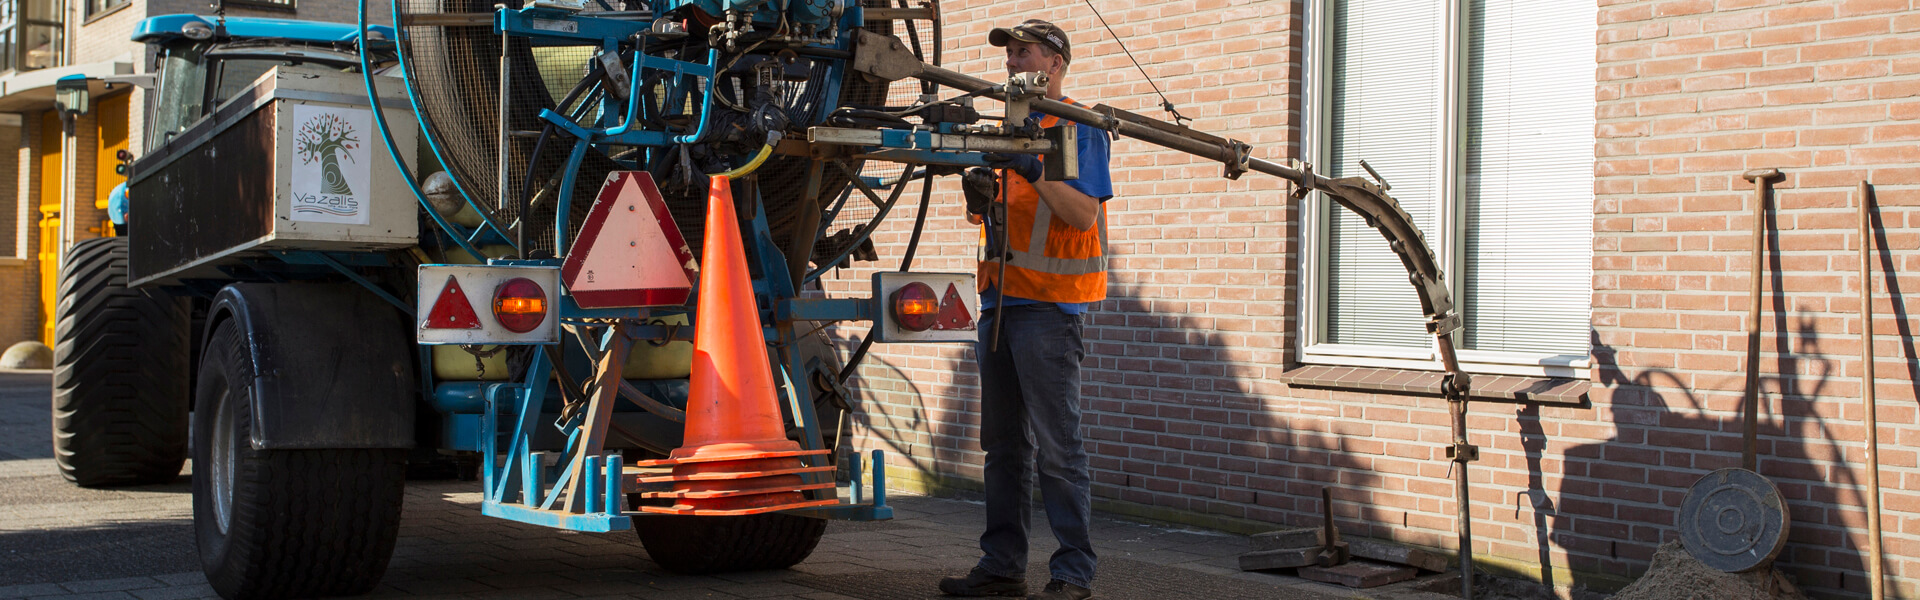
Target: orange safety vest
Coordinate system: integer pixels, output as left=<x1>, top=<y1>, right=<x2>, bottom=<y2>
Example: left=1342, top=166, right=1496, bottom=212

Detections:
left=977, top=105, right=1108, bottom=305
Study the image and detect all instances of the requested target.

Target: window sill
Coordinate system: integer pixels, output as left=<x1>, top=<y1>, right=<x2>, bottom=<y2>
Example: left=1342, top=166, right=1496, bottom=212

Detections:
left=1277, top=364, right=1587, bottom=406
left=0, top=257, right=28, bottom=268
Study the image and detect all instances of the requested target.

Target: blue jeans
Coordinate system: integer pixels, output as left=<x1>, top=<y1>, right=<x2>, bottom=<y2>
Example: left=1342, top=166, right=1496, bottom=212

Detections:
left=975, top=304, right=1096, bottom=588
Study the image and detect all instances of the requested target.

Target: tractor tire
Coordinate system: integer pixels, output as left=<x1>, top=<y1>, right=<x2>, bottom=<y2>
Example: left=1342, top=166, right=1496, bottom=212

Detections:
left=51, top=236, right=190, bottom=487
left=636, top=513, right=828, bottom=574
left=192, top=319, right=406, bottom=600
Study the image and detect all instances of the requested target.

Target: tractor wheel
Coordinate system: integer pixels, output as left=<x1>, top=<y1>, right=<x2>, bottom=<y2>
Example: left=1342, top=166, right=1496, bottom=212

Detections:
left=51, top=236, right=190, bottom=487
left=192, top=319, right=406, bottom=599
left=636, top=513, right=828, bottom=574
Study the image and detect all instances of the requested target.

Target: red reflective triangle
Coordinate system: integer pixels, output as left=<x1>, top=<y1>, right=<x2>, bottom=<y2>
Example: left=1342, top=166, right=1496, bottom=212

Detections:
left=425, top=275, right=482, bottom=329
left=935, top=282, right=974, bottom=330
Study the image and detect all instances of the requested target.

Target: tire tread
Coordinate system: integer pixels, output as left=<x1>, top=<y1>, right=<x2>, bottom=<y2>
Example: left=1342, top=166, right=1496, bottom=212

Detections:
left=195, top=320, right=407, bottom=599
left=637, top=513, right=827, bottom=574
left=52, top=236, right=190, bottom=487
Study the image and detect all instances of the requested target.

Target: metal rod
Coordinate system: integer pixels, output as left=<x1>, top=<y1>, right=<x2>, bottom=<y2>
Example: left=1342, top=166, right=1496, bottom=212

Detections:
left=562, top=322, right=633, bottom=512
left=1739, top=168, right=1780, bottom=472
left=497, top=4, right=511, bottom=214
left=1448, top=377, right=1473, bottom=600
left=1859, top=180, right=1884, bottom=600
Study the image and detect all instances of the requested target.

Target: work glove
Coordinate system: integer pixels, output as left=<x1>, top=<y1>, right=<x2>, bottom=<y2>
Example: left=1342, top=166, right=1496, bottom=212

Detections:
left=962, top=167, right=997, bottom=216
left=984, top=152, right=1044, bottom=184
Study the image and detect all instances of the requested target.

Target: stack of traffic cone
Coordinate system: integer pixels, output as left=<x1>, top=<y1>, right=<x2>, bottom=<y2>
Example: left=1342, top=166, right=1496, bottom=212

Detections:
left=634, top=175, right=836, bottom=515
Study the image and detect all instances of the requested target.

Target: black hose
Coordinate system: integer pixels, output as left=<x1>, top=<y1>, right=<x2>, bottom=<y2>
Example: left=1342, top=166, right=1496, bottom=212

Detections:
left=517, top=126, right=551, bottom=256
left=514, top=64, right=603, bottom=256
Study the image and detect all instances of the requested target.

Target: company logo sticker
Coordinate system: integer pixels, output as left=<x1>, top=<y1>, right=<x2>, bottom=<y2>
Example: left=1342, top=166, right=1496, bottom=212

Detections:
left=290, top=105, right=371, bottom=225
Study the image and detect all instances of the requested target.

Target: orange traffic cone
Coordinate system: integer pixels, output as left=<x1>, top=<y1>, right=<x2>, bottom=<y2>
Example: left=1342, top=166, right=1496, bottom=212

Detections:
left=634, top=175, right=836, bottom=515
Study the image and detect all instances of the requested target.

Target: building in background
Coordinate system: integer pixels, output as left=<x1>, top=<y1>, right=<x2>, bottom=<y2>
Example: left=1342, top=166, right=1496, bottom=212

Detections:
left=0, top=0, right=385, bottom=350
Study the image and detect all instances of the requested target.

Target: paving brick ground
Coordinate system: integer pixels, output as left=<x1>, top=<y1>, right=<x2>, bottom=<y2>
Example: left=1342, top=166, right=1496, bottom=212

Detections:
left=0, top=370, right=1464, bottom=599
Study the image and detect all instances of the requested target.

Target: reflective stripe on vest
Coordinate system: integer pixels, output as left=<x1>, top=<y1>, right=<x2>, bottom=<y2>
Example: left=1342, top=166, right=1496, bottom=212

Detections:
left=1002, top=193, right=1107, bottom=275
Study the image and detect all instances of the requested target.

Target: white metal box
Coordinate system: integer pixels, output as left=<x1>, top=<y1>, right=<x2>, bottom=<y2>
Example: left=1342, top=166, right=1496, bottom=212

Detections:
left=128, top=65, right=421, bottom=286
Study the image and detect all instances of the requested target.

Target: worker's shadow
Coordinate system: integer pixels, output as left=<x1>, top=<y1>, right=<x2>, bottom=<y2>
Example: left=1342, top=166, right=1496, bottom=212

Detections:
left=1553, top=212, right=1897, bottom=598
left=825, top=327, right=955, bottom=489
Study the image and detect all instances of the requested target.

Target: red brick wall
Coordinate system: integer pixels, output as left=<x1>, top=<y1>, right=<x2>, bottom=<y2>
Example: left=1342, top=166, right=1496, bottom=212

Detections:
left=822, top=0, right=1920, bottom=597
left=1593, top=0, right=1920, bottom=596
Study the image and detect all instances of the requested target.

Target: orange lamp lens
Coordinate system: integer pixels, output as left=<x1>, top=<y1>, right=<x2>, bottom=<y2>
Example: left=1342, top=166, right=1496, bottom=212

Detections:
left=891, top=282, right=939, bottom=331
left=492, top=277, right=548, bottom=333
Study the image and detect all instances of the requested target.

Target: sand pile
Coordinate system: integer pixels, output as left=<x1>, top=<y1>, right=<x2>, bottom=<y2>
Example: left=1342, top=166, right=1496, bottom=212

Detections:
left=1611, top=541, right=1805, bottom=600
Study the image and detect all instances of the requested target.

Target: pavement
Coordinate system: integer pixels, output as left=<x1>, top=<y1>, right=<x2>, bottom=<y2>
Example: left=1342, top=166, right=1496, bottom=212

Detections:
left=0, top=369, right=1465, bottom=600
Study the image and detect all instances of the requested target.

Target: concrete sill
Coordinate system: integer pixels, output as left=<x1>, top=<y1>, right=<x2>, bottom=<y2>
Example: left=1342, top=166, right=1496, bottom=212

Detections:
left=1276, top=364, right=1588, bottom=406
left=0, top=257, right=27, bottom=268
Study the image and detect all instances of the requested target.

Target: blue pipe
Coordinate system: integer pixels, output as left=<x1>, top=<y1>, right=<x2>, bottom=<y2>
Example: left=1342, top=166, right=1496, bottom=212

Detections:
left=673, top=48, right=720, bottom=144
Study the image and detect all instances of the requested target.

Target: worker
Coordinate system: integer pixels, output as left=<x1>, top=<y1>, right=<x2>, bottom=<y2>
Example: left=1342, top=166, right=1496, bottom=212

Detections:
left=939, top=18, right=1112, bottom=600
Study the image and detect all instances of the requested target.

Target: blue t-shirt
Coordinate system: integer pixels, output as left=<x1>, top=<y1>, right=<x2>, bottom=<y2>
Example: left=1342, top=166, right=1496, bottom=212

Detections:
left=981, top=114, right=1113, bottom=315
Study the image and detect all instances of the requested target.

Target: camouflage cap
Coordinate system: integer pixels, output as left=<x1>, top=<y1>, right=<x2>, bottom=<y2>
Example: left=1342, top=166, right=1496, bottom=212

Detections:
left=989, top=19, right=1071, bottom=64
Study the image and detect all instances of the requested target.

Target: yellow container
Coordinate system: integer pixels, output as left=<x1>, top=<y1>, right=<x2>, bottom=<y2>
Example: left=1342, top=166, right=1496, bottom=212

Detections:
left=625, top=313, right=693, bottom=379
left=433, top=344, right=512, bottom=381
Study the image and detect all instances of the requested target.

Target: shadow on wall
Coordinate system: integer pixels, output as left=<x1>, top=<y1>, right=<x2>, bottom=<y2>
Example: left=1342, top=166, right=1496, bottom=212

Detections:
left=1558, top=194, right=1917, bottom=599
left=832, top=328, right=977, bottom=492
left=836, top=246, right=1899, bottom=599
left=1074, top=282, right=1410, bottom=540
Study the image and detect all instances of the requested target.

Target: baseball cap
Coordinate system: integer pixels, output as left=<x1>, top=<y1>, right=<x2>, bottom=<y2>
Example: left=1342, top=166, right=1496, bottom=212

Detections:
left=989, top=19, right=1071, bottom=64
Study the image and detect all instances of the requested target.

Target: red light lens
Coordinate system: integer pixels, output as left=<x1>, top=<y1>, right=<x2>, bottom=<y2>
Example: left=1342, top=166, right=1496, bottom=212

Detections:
left=492, top=277, right=548, bottom=333
left=891, top=282, right=939, bottom=332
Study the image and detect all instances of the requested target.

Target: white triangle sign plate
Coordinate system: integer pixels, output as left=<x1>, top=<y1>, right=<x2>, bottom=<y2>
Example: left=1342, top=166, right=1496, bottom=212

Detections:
left=561, top=172, right=698, bottom=308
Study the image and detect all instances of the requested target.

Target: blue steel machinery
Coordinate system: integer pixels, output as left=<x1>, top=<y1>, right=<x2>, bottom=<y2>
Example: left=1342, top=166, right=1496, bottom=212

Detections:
left=361, top=0, right=1483, bottom=595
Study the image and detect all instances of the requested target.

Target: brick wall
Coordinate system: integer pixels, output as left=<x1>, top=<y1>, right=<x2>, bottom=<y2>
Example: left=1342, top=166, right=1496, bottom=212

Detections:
left=1593, top=0, right=1920, bottom=595
left=0, top=121, right=25, bottom=349
left=826, top=0, right=1920, bottom=597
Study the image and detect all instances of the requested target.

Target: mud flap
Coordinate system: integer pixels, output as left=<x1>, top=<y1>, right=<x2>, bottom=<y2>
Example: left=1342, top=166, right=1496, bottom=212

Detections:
left=205, top=283, right=415, bottom=449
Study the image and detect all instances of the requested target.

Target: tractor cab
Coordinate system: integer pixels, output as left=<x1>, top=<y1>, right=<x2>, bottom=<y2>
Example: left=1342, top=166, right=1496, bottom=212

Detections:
left=132, top=15, right=396, bottom=152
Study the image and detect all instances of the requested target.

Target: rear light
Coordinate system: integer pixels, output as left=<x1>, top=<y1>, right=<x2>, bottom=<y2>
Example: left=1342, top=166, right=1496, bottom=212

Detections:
left=890, top=282, right=939, bottom=332
left=492, top=277, right=548, bottom=333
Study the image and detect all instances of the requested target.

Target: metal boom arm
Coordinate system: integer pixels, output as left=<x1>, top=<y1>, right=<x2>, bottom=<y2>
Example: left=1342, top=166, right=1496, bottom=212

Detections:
left=850, top=31, right=1483, bottom=597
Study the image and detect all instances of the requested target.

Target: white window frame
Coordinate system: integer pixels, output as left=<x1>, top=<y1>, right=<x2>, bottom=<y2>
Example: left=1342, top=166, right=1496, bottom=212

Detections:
left=1299, top=0, right=1591, bottom=380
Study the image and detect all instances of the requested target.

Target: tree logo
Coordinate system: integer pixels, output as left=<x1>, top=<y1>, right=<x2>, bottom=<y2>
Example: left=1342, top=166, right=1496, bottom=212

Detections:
left=289, top=105, right=372, bottom=225
left=296, top=112, right=360, bottom=196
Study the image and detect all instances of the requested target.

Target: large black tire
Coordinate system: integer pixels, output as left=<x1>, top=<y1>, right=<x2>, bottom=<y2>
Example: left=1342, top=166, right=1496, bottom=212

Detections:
left=636, top=513, right=828, bottom=574
left=51, top=236, right=190, bottom=487
left=192, top=319, right=406, bottom=600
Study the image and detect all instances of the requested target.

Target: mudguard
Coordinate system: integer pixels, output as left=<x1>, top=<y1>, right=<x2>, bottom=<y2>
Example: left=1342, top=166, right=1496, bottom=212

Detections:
left=206, top=283, right=415, bottom=449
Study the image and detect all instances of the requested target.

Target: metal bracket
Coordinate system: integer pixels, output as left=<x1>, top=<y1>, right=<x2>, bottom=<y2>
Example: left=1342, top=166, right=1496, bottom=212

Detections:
left=597, top=51, right=630, bottom=100
left=1426, top=311, right=1463, bottom=337
left=1447, top=443, right=1479, bottom=463
left=1288, top=159, right=1312, bottom=200
left=1223, top=138, right=1252, bottom=180
left=1043, top=124, right=1078, bottom=181
left=851, top=29, right=923, bottom=83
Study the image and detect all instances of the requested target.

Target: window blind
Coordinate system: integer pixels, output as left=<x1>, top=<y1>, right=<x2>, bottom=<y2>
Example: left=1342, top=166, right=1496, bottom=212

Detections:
left=1324, top=0, right=1444, bottom=349
left=1462, top=0, right=1595, bottom=356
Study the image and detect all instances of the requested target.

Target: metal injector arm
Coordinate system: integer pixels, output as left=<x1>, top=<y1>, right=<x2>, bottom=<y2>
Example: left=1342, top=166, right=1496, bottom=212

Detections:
left=848, top=31, right=1481, bottom=598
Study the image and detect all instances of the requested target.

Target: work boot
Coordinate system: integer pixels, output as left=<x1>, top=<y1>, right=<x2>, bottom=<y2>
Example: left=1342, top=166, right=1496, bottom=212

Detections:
left=1026, top=580, right=1092, bottom=600
left=938, top=567, right=1027, bottom=597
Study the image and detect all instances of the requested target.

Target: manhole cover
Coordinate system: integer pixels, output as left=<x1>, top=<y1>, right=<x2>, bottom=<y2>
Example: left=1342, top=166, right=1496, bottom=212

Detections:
left=1678, top=467, right=1788, bottom=573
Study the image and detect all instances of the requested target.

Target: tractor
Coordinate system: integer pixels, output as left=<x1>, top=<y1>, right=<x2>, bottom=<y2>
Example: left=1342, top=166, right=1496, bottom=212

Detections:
left=51, top=1, right=1479, bottom=598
